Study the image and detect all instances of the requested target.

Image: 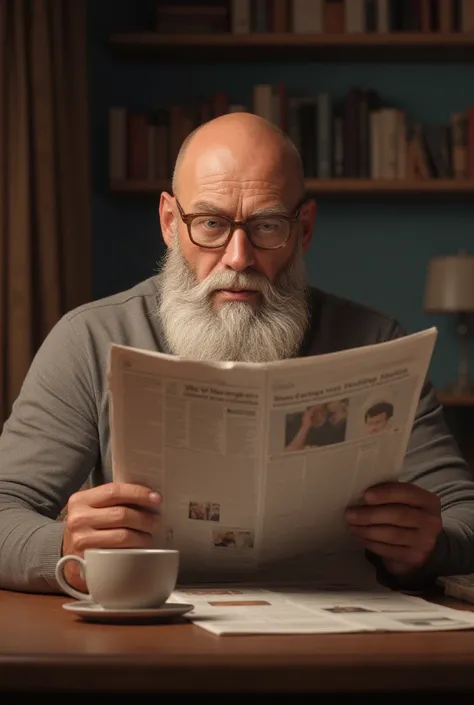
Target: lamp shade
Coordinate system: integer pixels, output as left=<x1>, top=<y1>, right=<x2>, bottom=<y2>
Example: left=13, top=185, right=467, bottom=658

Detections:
left=424, top=251, right=474, bottom=313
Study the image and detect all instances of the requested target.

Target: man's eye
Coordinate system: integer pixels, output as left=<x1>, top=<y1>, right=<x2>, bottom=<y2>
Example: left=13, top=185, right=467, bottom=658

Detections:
left=195, top=218, right=226, bottom=229
left=254, top=220, right=281, bottom=232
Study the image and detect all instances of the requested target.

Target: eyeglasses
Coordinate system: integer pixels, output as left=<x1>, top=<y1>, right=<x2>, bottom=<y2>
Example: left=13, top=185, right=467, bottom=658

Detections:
left=174, top=197, right=305, bottom=251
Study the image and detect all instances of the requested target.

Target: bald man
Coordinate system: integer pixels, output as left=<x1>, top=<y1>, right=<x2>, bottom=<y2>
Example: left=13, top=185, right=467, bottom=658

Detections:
left=1, top=113, right=474, bottom=595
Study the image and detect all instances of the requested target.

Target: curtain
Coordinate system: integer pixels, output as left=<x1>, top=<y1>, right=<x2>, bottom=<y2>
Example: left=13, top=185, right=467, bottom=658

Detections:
left=0, top=0, right=92, bottom=423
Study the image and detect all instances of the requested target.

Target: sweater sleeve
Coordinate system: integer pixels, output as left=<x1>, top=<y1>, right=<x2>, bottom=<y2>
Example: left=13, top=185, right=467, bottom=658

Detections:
left=374, top=320, right=474, bottom=588
left=0, top=315, right=99, bottom=593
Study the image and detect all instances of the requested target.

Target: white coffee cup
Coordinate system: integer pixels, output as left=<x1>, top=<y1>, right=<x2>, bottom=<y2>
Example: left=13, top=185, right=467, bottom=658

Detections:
left=55, top=548, right=179, bottom=609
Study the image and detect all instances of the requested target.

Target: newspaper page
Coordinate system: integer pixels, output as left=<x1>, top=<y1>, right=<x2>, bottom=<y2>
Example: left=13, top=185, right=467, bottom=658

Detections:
left=169, top=584, right=474, bottom=635
left=257, top=326, right=437, bottom=568
left=108, top=327, right=437, bottom=585
left=109, top=350, right=266, bottom=582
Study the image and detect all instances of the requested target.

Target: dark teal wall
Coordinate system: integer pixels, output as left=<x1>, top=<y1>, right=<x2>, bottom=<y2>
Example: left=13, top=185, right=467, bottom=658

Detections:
left=87, top=0, right=474, bottom=389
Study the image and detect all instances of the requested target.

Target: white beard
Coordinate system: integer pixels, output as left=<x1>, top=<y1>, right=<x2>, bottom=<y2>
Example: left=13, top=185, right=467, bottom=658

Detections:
left=157, top=230, right=310, bottom=363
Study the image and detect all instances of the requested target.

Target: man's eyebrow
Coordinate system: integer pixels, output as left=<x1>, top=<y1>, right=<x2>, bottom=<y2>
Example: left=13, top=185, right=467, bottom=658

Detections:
left=190, top=200, right=228, bottom=214
left=189, top=201, right=291, bottom=218
left=251, top=205, right=291, bottom=217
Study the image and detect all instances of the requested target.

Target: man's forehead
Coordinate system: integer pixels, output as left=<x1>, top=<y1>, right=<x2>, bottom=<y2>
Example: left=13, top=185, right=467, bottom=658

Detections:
left=181, top=140, right=287, bottom=184
left=193, top=144, right=236, bottom=174
left=176, top=143, right=303, bottom=215
left=179, top=177, right=293, bottom=212
left=183, top=174, right=296, bottom=214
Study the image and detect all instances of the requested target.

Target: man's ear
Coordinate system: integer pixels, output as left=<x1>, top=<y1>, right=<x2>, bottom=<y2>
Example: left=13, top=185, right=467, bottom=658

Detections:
left=300, top=198, right=317, bottom=254
left=159, top=192, right=176, bottom=247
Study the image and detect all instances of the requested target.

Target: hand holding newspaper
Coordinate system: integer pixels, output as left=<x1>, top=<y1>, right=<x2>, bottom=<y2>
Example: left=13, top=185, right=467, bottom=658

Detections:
left=108, top=327, right=438, bottom=588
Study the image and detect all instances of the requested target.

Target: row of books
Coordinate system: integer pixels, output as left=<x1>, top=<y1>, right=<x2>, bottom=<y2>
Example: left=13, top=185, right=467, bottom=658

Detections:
left=108, top=87, right=474, bottom=182
left=152, top=1, right=474, bottom=35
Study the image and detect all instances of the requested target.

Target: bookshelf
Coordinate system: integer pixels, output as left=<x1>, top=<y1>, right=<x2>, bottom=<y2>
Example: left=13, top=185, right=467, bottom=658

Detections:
left=109, top=31, right=474, bottom=61
left=438, top=393, right=474, bottom=407
left=438, top=393, right=474, bottom=470
left=110, top=32, right=474, bottom=48
left=110, top=178, right=474, bottom=197
left=109, top=22, right=474, bottom=196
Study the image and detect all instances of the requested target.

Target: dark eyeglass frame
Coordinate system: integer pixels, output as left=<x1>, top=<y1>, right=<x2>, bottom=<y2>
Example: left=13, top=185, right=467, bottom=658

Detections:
left=174, top=197, right=306, bottom=251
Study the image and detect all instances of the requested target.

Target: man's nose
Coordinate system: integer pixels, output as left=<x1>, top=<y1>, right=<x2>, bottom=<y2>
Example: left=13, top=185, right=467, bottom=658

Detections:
left=220, top=227, right=256, bottom=271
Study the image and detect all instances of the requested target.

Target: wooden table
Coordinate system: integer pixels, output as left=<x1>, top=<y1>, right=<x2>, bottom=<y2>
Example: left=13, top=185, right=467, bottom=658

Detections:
left=2, top=589, right=474, bottom=697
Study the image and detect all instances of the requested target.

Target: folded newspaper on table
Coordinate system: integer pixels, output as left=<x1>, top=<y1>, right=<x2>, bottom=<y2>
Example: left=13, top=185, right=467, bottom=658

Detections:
left=437, top=574, right=474, bottom=604
left=109, top=326, right=439, bottom=590
left=168, top=584, right=474, bottom=635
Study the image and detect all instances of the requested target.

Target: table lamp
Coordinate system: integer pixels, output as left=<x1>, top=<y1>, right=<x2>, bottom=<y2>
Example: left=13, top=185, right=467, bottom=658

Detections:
left=424, top=250, right=474, bottom=395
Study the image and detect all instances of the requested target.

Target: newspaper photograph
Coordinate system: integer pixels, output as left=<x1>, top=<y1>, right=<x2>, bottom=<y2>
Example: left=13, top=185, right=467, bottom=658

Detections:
left=169, top=584, right=474, bottom=635
left=108, top=327, right=437, bottom=584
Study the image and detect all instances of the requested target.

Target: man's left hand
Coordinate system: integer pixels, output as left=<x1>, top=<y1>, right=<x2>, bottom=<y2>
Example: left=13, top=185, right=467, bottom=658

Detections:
left=345, top=482, right=442, bottom=577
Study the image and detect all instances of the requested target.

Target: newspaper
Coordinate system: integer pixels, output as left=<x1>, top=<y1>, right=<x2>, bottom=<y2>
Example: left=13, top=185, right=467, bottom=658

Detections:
left=437, top=574, right=474, bottom=604
left=168, top=583, right=474, bottom=635
left=108, top=327, right=437, bottom=586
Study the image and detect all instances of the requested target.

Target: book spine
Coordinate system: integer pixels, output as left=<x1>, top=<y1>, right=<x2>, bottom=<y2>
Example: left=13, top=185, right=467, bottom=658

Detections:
left=231, top=0, right=251, bottom=33
left=317, top=93, right=332, bottom=178
left=292, top=0, right=324, bottom=32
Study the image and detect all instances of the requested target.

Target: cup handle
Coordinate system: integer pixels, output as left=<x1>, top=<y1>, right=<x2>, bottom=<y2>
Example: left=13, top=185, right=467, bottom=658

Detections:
left=55, top=555, right=92, bottom=601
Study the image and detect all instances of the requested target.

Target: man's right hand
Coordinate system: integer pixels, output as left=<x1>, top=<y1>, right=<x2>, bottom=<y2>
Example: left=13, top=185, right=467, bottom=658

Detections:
left=61, top=482, right=161, bottom=592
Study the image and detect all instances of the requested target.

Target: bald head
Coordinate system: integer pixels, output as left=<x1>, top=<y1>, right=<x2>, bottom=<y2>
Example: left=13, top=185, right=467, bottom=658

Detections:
left=171, top=112, right=305, bottom=200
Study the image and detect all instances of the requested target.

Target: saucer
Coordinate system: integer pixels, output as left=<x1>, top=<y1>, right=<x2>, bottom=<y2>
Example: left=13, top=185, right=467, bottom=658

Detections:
left=62, top=600, right=194, bottom=624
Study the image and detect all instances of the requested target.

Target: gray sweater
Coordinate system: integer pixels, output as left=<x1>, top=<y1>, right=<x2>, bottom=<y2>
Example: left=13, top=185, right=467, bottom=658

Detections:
left=1, top=276, right=473, bottom=593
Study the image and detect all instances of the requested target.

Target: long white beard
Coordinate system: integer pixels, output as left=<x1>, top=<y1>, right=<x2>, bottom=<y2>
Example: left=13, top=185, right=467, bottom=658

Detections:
left=157, top=231, right=310, bottom=363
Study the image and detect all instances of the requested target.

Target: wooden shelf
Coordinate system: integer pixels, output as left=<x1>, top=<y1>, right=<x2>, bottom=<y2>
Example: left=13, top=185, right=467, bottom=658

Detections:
left=109, top=32, right=474, bottom=61
left=110, top=179, right=474, bottom=197
left=437, top=393, right=474, bottom=407
left=110, top=31, right=474, bottom=48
